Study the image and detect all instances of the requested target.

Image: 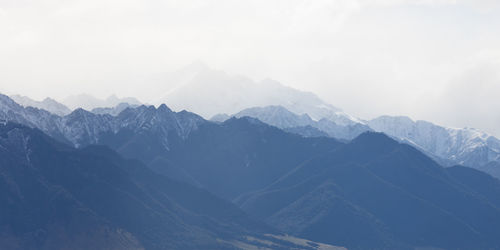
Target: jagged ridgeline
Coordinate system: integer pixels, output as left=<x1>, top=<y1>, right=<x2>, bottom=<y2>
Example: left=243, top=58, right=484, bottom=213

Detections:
left=0, top=122, right=343, bottom=250
left=2, top=93, right=500, bottom=249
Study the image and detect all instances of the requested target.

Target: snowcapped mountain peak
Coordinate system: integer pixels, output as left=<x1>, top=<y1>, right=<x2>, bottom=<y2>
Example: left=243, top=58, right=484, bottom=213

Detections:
left=2, top=94, right=205, bottom=149
left=367, top=115, right=500, bottom=168
left=224, top=105, right=371, bottom=140
left=324, top=110, right=365, bottom=126
left=234, top=105, right=314, bottom=129
left=370, top=115, right=414, bottom=125
left=1, top=93, right=22, bottom=111
left=229, top=105, right=500, bottom=176
left=9, top=94, right=71, bottom=116
left=159, top=67, right=360, bottom=127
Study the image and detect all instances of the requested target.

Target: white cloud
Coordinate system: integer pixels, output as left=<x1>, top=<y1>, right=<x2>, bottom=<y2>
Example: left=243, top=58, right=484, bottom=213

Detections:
left=415, top=52, right=500, bottom=136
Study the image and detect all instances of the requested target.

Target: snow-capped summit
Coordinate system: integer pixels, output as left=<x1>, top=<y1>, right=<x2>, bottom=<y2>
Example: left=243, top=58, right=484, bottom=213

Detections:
left=10, top=95, right=72, bottom=116
left=1, top=94, right=205, bottom=149
left=1, top=93, right=66, bottom=142
left=367, top=115, right=500, bottom=168
left=159, top=65, right=360, bottom=126
left=4, top=90, right=500, bottom=179
left=219, top=105, right=371, bottom=140
left=222, top=103, right=500, bottom=178
left=1, top=93, right=22, bottom=112
left=59, top=104, right=205, bottom=148
left=234, top=105, right=313, bottom=129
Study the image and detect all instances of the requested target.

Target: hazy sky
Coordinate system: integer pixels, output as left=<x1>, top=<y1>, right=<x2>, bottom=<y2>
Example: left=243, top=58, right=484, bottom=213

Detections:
left=1, top=0, right=500, bottom=135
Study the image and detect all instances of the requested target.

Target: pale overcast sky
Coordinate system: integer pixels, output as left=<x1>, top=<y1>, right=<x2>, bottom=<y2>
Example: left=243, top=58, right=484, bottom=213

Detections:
left=1, top=0, right=499, bottom=135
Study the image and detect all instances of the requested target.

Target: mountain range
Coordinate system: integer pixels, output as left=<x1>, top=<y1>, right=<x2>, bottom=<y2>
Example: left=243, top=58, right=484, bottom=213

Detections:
left=367, top=116, right=500, bottom=168
left=216, top=105, right=370, bottom=140
left=0, top=94, right=202, bottom=148
left=159, top=65, right=360, bottom=126
left=8, top=94, right=143, bottom=116
left=2, top=92, right=500, bottom=249
left=9, top=64, right=499, bottom=179
left=211, top=104, right=500, bottom=179
left=236, top=132, right=500, bottom=249
left=157, top=65, right=500, bottom=178
left=10, top=95, right=72, bottom=116
left=61, top=94, right=142, bottom=111
left=0, top=122, right=341, bottom=249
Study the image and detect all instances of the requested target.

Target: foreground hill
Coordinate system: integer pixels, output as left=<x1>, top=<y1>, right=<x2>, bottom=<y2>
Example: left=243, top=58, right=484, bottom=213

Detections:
left=236, top=132, right=500, bottom=249
left=88, top=112, right=500, bottom=249
left=0, top=122, right=342, bottom=249
left=163, top=117, right=343, bottom=199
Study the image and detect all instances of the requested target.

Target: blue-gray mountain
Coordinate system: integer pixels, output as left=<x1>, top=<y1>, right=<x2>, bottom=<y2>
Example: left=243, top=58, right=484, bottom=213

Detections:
left=1, top=94, right=204, bottom=148
left=160, top=65, right=500, bottom=178
left=236, top=132, right=500, bottom=249
left=213, top=105, right=500, bottom=179
left=0, top=122, right=342, bottom=250
left=3, top=93, right=500, bottom=249
left=212, top=105, right=370, bottom=140
left=102, top=114, right=500, bottom=249
left=153, top=64, right=500, bottom=179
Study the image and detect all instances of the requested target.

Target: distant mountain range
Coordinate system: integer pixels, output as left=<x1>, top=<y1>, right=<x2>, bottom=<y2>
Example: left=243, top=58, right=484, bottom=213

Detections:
left=10, top=95, right=71, bottom=116
left=9, top=93, right=142, bottom=115
left=215, top=105, right=371, bottom=140
left=367, top=116, right=500, bottom=168
left=3, top=73, right=500, bottom=178
left=156, top=64, right=500, bottom=177
left=91, top=102, right=140, bottom=116
left=9, top=64, right=500, bottom=179
left=4, top=83, right=500, bottom=178
left=2, top=92, right=500, bottom=249
left=159, top=65, right=361, bottom=126
left=0, top=94, right=203, bottom=148
left=61, top=94, right=142, bottom=111
left=211, top=104, right=500, bottom=178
